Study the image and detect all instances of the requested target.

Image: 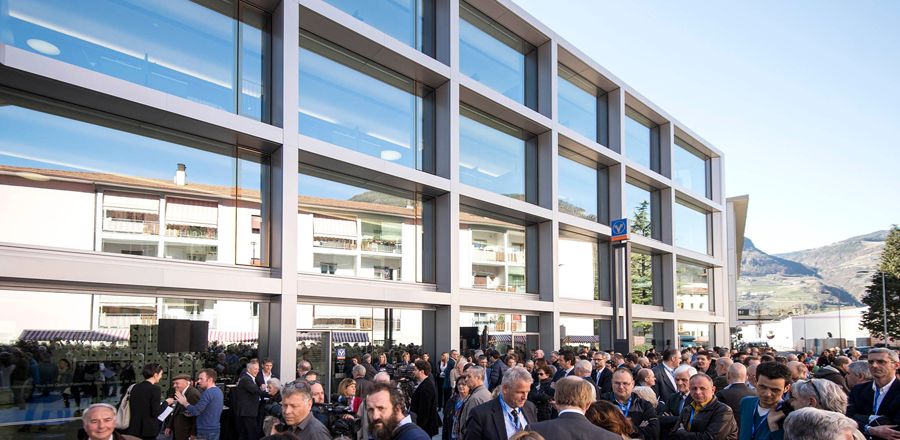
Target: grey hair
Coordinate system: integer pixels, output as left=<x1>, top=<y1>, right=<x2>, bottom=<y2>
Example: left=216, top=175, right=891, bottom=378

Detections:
left=784, top=407, right=859, bottom=440
left=466, top=365, right=486, bottom=383
left=632, top=386, right=658, bottom=405
left=793, top=379, right=847, bottom=413
left=502, top=366, right=533, bottom=387
left=674, top=365, right=698, bottom=377
left=573, top=360, right=592, bottom=376
left=352, top=364, right=366, bottom=377
left=281, top=382, right=312, bottom=401
left=82, top=403, right=117, bottom=423
left=848, top=360, right=872, bottom=380
left=374, top=372, right=391, bottom=383
left=868, top=348, right=899, bottom=363
left=267, top=377, right=282, bottom=391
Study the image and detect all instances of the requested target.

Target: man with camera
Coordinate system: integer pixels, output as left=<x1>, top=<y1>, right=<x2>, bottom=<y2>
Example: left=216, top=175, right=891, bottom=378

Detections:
left=737, top=362, right=792, bottom=440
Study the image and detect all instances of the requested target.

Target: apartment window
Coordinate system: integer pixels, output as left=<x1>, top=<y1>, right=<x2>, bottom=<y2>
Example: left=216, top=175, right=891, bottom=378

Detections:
left=459, top=209, right=532, bottom=294
left=298, top=167, right=433, bottom=283
left=625, top=181, right=659, bottom=240
left=558, top=65, right=606, bottom=144
left=324, top=0, right=435, bottom=55
left=459, top=105, right=535, bottom=202
left=558, top=231, right=609, bottom=301
left=1, top=1, right=270, bottom=121
left=459, top=1, right=536, bottom=108
left=675, top=200, right=711, bottom=255
left=558, top=150, right=600, bottom=222
left=679, top=321, right=715, bottom=348
left=298, top=32, right=435, bottom=172
left=674, top=137, right=712, bottom=198
left=624, top=108, right=659, bottom=172
left=0, top=90, right=270, bottom=266
left=677, top=261, right=711, bottom=311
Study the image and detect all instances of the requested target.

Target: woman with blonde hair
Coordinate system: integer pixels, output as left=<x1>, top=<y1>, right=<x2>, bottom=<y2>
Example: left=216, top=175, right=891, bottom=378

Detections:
left=336, top=378, right=361, bottom=412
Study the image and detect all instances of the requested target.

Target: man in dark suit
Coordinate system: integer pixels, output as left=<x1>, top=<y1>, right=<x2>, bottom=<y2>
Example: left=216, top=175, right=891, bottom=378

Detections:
left=232, top=360, right=267, bottom=440
left=653, top=349, right=681, bottom=407
left=572, top=360, right=603, bottom=401
left=463, top=366, right=537, bottom=440
left=410, top=360, right=440, bottom=437
left=715, top=363, right=756, bottom=426
left=529, top=376, right=620, bottom=440
left=846, top=348, right=900, bottom=439
left=487, top=351, right=508, bottom=391
left=164, top=374, right=201, bottom=440
left=552, top=350, right=576, bottom=382
left=661, top=365, right=696, bottom=434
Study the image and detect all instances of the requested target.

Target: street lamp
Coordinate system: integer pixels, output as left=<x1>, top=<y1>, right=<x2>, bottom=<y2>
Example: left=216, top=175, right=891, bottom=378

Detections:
left=858, top=270, right=889, bottom=345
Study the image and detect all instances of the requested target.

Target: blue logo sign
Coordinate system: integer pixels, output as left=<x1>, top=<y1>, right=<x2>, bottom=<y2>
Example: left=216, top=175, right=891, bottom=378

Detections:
left=611, top=218, right=629, bottom=242
left=336, top=348, right=346, bottom=360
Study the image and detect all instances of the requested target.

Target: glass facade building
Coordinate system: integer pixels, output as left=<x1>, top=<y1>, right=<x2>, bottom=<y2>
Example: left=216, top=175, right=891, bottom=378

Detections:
left=0, top=0, right=727, bottom=435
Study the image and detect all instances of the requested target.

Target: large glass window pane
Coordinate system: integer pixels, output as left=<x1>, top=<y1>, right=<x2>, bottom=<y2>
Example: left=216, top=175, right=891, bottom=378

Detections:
left=298, top=168, right=428, bottom=283
left=558, top=232, right=598, bottom=300
left=677, top=261, right=711, bottom=311
left=323, top=0, right=432, bottom=54
left=1, top=0, right=269, bottom=121
left=675, top=200, right=711, bottom=255
left=460, top=210, right=527, bottom=294
left=0, top=91, right=269, bottom=266
left=558, top=152, right=598, bottom=221
left=558, top=65, right=598, bottom=141
left=632, top=320, right=656, bottom=352
left=625, top=109, right=653, bottom=169
left=459, top=1, right=534, bottom=106
left=678, top=321, right=714, bottom=349
left=674, top=138, right=711, bottom=198
left=631, top=249, right=654, bottom=305
left=459, top=312, right=538, bottom=354
left=459, top=106, right=531, bottom=200
left=0, top=289, right=260, bottom=435
left=559, top=316, right=602, bottom=350
left=299, top=32, right=434, bottom=171
left=625, top=182, right=652, bottom=237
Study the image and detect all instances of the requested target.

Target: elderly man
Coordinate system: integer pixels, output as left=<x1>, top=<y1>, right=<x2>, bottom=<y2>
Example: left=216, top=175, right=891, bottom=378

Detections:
left=296, top=360, right=312, bottom=380
left=846, top=360, right=872, bottom=389
left=164, top=374, right=201, bottom=440
left=366, top=382, right=431, bottom=440
left=654, top=349, right=682, bottom=405
left=602, top=368, right=660, bottom=440
left=270, top=382, right=331, bottom=439
left=783, top=407, right=861, bottom=440
left=178, top=369, right=224, bottom=440
left=737, top=362, right=792, bottom=440
left=458, top=365, right=492, bottom=439
left=233, top=360, right=267, bottom=440
left=82, top=403, right=141, bottom=440
left=846, top=347, right=900, bottom=439
left=528, top=376, right=620, bottom=439
left=786, top=361, right=809, bottom=382
left=714, top=357, right=733, bottom=390
left=352, top=364, right=374, bottom=399
left=463, top=366, right=537, bottom=440
left=572, top=359, right=602, bottom=400
left=660, top=365, right=697, bottom=434
left=671, top=373, right=737, bottom=439
left=789, top=378, right=847, bottom=413
left=814, top=355, right=851, bottom=394
left=715, top=363, right=756, bottom=426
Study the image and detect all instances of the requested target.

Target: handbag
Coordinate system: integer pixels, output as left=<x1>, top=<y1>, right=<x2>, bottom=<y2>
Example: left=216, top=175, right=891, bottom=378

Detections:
left=116, top=384, right=136, bottom=429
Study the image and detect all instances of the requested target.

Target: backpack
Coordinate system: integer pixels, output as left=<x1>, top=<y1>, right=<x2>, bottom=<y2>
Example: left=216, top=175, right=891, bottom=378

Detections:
left=116, top=383, right=136, bottom=429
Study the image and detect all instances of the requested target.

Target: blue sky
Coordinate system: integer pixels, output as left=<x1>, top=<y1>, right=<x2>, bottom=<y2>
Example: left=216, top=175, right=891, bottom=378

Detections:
left=514, top=0, right=900, bottom=254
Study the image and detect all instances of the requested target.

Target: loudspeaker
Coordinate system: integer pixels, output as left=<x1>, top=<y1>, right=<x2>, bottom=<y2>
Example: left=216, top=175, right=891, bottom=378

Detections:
left=613, top=339, right=630, bottom=355
left=190, top=320, right=209, bottom=352
left=460, top=327, right=478, bottom=349
left=157, top=319, right=191, bottom=353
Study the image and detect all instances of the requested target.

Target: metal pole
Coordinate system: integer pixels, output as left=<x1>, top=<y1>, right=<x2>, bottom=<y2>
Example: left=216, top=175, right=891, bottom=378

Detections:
left=883, top=272, right=888, bottom=344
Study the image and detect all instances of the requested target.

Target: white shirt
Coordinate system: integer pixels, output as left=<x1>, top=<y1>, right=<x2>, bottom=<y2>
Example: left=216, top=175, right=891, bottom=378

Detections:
left=440, top=361, right=448, bottom=378
left=558, top=408, right=585, bottom=416
left=756, top=404, right=770, bottom=417
left=871, top=378, right=896, bottom=421
left=663, top=364, right=677, bottom=390
left=399, top=414, right=413, bottom=426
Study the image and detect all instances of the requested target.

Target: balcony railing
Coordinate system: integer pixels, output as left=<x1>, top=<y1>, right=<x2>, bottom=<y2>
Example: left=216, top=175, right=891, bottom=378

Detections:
left=103, top=217, right=159, bottom=235
left=313, top=237, right=357, bottom=250
left=165, top=224, right=218, bottom=239
left=471, top=248, right=525, bottom=263
left=361, top=239, right=401, bottom=254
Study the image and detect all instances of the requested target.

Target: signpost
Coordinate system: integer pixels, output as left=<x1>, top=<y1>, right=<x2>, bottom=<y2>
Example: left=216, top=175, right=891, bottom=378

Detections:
left=611, top=218, right=629, bottom=242
left=610, top=218, right=631, bottom=351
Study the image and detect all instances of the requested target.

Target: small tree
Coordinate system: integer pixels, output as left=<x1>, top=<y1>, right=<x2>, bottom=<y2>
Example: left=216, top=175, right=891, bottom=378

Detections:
left=630, top=201, right=653, bottom=305
left=860, top=226, right=900, bottom=341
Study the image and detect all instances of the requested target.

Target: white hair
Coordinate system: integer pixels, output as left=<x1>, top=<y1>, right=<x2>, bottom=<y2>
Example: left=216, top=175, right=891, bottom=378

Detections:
left=632, top=386, right=658, bottom=405
left=784, top=407, right=859, bottom=440
left=674, top=365, right=698, bottom=377
left=793, top=379, right=847, bottom=413
left=869, top=348, right=899, bottom=363
left=82, top=403, right=117, bottom=423
left=502, top=366, right=533, bottom=387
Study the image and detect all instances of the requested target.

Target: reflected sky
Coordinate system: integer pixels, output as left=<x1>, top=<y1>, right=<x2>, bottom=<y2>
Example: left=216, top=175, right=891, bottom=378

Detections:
left=324, top=0, right=420, bottom=49
left=675, top=201, right=709, bottom=254
left=558, top=155, right=597, bottom=220
left=459, top=3, right=528, bottom=104
left=558, top=67, right=598, bottom=141
left=674, top=139, right=708, bottom=196
left=625, top=114, right=651, bottom=169
left=459, top=111, right=526, bottom=197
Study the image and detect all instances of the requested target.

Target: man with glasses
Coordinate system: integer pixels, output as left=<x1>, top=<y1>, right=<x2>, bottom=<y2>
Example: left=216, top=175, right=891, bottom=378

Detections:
left=592, top=352, right=613, bottom=395
left=847, top=348, right=900, bottom=439
left=789, top=378, right=847, bottom=414
left=601, top=368, right=659, bottom=440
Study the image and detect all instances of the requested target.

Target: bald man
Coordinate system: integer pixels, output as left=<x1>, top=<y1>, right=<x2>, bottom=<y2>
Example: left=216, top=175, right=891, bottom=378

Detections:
left=715, top=363, right=756, bottom=426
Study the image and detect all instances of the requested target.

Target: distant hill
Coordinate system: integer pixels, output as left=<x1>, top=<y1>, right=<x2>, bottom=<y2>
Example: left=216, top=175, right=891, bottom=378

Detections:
left=736, top=232, right=886, bottom=319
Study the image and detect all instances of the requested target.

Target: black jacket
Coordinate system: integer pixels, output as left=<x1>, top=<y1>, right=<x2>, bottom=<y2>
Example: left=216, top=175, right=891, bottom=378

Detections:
left=847, top=380, right=900, bottom=431
left=529, top=411, right=622, bottom=440
left=527, top=379, right=555, bottom=422
left=126, top=380, right=164, bottom=438
left=232, top=373, right=266, bottom=417
left=714, top=384, right=756, bottom=426
left=652, top=365, right=679, bottom=405
left=487, top=361, right=508, bottom=391
left=601, top=392, right=660, bottom=440
left=463, top=397, right=537, bottom=440
left=671, top=397, right=737, bottom=440
left=813, top=365, right=849, bottom=394
left=410, top=376, right=440, bottom=436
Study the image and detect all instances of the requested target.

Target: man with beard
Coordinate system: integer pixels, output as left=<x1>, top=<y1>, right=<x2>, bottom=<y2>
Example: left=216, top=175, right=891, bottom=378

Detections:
left=366, top=382, right=430, bottom=440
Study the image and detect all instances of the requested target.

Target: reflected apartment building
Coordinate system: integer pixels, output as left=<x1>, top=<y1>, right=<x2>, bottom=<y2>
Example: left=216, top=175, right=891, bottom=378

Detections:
left=0, top=0, right=730, bottom=434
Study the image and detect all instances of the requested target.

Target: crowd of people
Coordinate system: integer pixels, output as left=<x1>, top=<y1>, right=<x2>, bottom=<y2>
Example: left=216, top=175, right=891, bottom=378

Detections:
left=70, top=344, right=900, bottom=440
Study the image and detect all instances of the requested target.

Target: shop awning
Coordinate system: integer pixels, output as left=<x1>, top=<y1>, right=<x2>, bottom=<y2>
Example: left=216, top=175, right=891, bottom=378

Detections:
left=563, top=335, right=600, bottom=344
left=166, top=197, right=218, bottom=226
left=19, top=329, right=128, bottom=342
left=313, top=215, right=357, bottom=239
left=104, top=192, right=159, bottom=213
left=208, top=330, right=258, bottom=343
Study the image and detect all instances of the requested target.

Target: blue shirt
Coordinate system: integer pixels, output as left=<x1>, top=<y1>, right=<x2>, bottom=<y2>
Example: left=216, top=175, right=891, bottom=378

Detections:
left=186, top=386, right=224, bottom=431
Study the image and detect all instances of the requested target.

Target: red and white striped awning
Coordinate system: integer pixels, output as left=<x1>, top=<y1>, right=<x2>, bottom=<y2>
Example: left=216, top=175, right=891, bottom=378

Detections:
left=20, top=329, right=371, bottom=345
left=19, top=329, right=129, bottom=342
left=208, top=330, right=258, bottom=343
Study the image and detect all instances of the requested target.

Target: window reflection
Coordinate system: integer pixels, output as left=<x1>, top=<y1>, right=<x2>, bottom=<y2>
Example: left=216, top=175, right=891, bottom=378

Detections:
left=0, top=0, right=269, bottom=121
left=674, top=138, right=711, bottom=198
left=458, top=312, right=539, bottom=353
left=625, top=182, right=652, bottom=238
left=675, top=200, right=710, bottom=255
left=558, top=152, right=598, bottom=221
left=459, top=105, right=532, bottom=201
left=559, top=316, right=602, bottom=349
left=558, top=65, right=599, bottom=141
left=631, top=249, right=654, bottom=305
left=558, top=232, right=599, bottom=300
left=677, top=262, right=711, bottom=311
left=298, top=168, right=428, bottom=283
left=624, top=108, right=654, bottom=170
left=324, top=0, right=433, bottom=54
left=678, top=321, right=714, bottom=348
left=0, top=91, right=269, bottom=266
left=459, top=209, right=527, bottom=293
left=459, top=1, right=535, bottom=107
left=299, top=32, right=435, bottom=171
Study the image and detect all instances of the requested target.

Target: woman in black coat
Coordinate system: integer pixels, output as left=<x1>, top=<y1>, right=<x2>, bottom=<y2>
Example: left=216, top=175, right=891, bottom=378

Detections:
left=444, top=377, right=470, bottom=440
left=527, top=365, right=556, bottom=421
left=125, top=363, right=166, bottom=440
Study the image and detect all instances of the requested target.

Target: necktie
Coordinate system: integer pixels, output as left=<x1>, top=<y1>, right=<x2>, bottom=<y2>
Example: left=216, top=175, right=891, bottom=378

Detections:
left=510, top=408, right=521, bottom=432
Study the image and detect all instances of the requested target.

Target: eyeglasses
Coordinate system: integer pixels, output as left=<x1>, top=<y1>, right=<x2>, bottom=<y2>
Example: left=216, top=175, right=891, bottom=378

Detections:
left=795, top=380, right=823, bottom=403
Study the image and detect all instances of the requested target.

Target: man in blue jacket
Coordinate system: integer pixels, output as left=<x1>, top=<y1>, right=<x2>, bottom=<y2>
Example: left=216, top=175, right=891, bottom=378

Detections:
left=178, top=369, right=224, bottom=440
left=738, top=362, right=791, bottom=440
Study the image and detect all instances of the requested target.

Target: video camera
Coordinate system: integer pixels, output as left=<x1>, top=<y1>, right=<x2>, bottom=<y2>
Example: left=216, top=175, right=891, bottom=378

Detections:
left=312, top=402, right=359, bottom=440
